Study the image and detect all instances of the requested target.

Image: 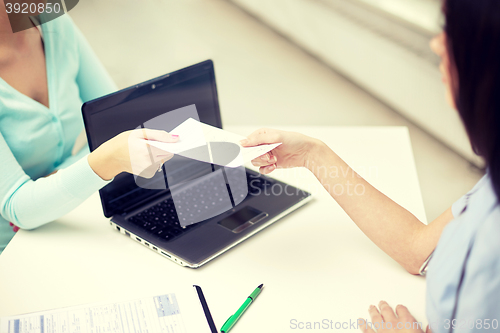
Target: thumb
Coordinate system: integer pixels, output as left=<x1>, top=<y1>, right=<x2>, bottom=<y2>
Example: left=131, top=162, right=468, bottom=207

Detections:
left=240, top=128, right=280, bottom=147
left=141, top=129, right=179, bottom=143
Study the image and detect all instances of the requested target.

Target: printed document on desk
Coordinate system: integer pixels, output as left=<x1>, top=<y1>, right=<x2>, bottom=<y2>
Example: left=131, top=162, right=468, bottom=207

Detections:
left=0, top=285, right=215, bottom=333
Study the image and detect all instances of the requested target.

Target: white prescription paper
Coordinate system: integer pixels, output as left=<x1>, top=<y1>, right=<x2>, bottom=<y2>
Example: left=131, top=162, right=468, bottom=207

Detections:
left=0, top=287, right=212, bottom=333
left=147, top=118, right=281, bottom=168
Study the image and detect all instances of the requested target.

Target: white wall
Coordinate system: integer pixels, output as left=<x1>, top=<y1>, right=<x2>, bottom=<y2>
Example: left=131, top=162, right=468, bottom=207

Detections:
left=229, top=0, right=480, bottom=165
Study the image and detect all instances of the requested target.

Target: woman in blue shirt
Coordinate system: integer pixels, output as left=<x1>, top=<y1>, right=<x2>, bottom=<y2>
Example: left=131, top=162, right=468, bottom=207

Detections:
left=243, top=0, right=500, bottom=332
left=0, top=4, right=177, bottom=252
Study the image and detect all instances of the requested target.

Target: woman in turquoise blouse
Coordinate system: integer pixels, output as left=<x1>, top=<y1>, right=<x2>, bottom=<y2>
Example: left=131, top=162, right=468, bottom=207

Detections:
left=243, top=0, right=500, bottom=332
left=0, top=4, right=177, bottom=252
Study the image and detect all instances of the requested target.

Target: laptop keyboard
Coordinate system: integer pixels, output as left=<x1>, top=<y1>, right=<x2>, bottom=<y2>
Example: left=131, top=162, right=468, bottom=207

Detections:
left=126, top=172, right=271, bottom=242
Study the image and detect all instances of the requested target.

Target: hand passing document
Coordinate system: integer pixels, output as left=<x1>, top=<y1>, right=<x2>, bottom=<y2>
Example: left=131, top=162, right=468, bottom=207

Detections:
left=147, top=118, right=281, bottom=168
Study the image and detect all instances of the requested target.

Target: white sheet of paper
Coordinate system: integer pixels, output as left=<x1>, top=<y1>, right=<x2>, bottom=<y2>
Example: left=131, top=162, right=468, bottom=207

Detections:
left=148, top=118, right=281, bottom=168
left=0, top=287, right=212, bottom=333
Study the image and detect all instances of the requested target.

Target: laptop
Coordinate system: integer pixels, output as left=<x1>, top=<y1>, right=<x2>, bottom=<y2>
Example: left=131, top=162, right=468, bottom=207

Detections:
left=81, top=60, right=312, bottom=268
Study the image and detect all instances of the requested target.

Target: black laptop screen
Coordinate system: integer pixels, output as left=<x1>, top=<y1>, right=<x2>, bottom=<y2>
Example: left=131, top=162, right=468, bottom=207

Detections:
left=82, top=60, right=222, bottom=217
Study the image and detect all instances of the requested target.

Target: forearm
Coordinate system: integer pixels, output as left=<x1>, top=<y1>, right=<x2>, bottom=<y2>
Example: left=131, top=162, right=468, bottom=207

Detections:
left=87, top=143, right=122, bottom=181
left=307, top=140, right=434, bottom=273
left=2, top=155, right=110, bottom=229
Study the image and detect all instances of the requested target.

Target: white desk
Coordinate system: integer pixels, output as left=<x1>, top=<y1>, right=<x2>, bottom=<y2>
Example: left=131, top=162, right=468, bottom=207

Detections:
left=0, top=126, right=427, bottom=332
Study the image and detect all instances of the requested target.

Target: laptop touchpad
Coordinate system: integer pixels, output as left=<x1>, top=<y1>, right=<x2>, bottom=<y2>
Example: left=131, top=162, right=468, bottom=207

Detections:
left=218, top=206, right=268, bottom=233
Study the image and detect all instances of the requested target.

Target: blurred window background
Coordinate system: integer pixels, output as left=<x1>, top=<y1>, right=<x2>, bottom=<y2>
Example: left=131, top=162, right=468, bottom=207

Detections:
left=355, top=0, right=442, bottom=35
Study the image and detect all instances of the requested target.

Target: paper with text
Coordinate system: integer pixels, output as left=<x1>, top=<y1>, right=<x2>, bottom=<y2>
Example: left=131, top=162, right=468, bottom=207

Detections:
left=0, top=288, right=212, bottom=333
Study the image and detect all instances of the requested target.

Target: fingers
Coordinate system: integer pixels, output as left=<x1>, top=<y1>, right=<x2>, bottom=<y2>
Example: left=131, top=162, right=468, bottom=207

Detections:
left=259, top=164, right=276, bottom=175
left=148, top=145, right=175, bottom=161
left=240, top=128, right=281, bottom=147
left=129, top=144, right=174, bottom=177
left=368, top=304, right=384, bottom=327
left=251, top=152, right=277, bottom=174
left=378, top=300, right=397, bottom=323
left=395, top=304, right=416, bottom=322
left=360, top=302, right=423, bottom=333
left=140, top=128, right=179, bottom=143
left=139, top=129, right=178, bottom=163
left=395, top=304, right=423, bottom=331
left=358, top=319, right=376, bottom=333
left=138, top=162, right=163, bottom=179
left=251, top=152, right=277, bottom=167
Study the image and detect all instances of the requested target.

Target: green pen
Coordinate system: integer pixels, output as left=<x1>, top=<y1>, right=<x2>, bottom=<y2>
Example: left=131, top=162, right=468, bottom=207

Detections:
left=220, top=284, right=263, bottom=333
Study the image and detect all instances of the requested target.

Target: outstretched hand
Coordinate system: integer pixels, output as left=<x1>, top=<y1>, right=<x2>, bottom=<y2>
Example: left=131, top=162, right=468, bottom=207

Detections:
left=89, top=128, right=179, bottom=180
left=241, top=128, right=321, bottom=174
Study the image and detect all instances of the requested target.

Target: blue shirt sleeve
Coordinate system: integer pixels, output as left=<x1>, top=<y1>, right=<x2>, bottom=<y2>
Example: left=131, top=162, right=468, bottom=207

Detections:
left=451, top=174, right=488, bottom=218
left=426, top=174, right=500, bottom=333
left=453, top=213, right=500, bottom=331
left=451, top=194, right=468, bottom=218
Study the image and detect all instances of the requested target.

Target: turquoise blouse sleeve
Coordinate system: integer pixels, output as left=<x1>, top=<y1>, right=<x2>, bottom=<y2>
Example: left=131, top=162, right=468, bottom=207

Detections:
left=0, top=16, right=116, bottom=235
left=0, top=132, right=109, bottom=229
left=73, top=19, right=117, bottom=103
